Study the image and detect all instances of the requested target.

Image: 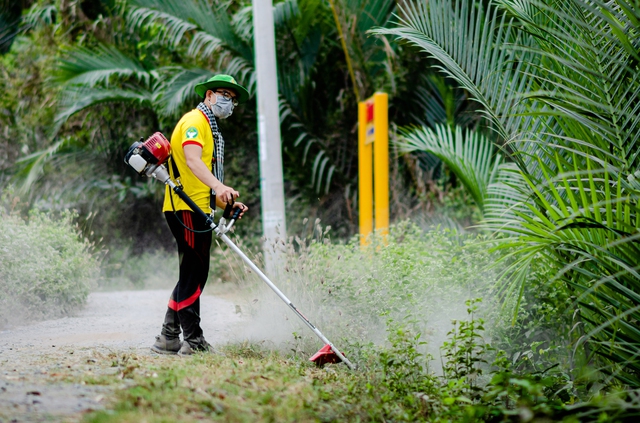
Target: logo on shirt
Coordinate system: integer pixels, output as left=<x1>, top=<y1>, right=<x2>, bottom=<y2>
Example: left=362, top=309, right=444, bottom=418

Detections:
left=185, top=127, right=198, bottom=139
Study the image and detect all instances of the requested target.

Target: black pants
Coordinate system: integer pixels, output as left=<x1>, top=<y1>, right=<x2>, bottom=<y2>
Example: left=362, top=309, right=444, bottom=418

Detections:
left=161, top=210, right=212, bottom=345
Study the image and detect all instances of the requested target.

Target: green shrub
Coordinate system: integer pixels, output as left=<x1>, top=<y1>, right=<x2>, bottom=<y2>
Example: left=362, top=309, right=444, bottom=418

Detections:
left=234, top=220, right=504, bottom=361
left=0, top=204, right=99, bottom=328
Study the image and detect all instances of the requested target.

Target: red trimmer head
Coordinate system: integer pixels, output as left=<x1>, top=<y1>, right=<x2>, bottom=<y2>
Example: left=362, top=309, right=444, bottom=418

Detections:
left=309, top=344, right=343, bottom=366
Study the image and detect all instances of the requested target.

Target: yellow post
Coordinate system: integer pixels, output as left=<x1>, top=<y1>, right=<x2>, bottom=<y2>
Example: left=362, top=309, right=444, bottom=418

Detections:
left=358, top=101, right=373, bottom=245
left=373, top=92, right=389, bottom=236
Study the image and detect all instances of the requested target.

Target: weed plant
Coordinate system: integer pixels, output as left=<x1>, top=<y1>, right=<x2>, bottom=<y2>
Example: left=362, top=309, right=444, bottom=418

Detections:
left=226, top=220, right=504, bottom=369
left=0, top=197, right=99, bottom=328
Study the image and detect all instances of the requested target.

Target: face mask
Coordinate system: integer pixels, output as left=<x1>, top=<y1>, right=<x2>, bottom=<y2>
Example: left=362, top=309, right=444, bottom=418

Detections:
left=209, top=95, right=234, bottom=119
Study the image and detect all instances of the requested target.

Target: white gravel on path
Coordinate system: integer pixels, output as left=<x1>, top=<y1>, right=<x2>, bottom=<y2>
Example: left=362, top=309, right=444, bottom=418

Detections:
left=1, top=290, right=244, bottom=352
left=0, top=290, right=245, bottom=423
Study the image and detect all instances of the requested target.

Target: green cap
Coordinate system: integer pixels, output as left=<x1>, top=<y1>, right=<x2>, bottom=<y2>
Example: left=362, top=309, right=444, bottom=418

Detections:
left=194, top=74, right=250, bottom=104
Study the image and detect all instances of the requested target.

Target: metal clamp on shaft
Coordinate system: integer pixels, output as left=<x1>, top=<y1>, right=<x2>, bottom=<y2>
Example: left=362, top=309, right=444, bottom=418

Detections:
left=216, top=202, right=242, bottom=235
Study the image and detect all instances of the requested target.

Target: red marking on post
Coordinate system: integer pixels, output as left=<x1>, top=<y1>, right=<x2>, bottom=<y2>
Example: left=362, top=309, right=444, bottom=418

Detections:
left=366, top=102, right=374, bottom=122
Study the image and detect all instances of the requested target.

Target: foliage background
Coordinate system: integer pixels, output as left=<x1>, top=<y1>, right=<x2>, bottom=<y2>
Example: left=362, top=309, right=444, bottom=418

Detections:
left=0, top=0, right=476, bottom=249
left=1, top=0, right=640, bottom=419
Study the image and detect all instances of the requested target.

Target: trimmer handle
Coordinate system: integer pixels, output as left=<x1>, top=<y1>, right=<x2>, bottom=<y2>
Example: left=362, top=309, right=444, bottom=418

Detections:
left=223, top=201, right=243, bottom=221
left=223, top=202, right=234, bottom=219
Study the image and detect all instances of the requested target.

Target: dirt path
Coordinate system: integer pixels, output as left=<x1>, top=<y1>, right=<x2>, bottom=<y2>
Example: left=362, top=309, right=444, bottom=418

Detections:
left=0, top=290, right=245, bottom=423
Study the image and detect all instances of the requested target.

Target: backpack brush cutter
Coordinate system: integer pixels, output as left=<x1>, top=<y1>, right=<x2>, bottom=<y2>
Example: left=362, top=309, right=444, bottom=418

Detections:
left=124, top=133, right=355, bottom=370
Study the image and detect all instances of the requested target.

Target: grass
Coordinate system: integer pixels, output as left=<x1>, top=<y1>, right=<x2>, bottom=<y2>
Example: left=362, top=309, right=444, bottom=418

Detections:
left=76, top=304, right=640, bottom=423
left=76, top=340, right=640, bottom=423
left=4, top=294, right=632, bottom=423
left=83, top=344, right=364, bottom=423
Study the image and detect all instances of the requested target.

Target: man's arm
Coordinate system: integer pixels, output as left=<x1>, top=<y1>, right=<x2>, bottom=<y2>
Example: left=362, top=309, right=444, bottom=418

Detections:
left=184, top=144, right=238, bottom=204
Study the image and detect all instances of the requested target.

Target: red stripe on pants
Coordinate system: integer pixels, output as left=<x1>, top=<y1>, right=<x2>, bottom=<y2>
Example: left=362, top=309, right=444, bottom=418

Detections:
left=183, top=211, right=195, bottom=248
left=183, top=212, right=189, bottom=247
left=168, top=286, right=202, bottom=311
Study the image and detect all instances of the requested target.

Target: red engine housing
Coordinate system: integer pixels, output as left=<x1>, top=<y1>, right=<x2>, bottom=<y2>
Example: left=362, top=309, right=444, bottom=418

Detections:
left=143, top=132, right=171, bottom=164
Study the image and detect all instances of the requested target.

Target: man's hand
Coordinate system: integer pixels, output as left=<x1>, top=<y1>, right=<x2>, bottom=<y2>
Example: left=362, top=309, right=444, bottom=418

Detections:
left=216, top=184, right=239, bottom=204
left=232, top=202, right=248, bottom=219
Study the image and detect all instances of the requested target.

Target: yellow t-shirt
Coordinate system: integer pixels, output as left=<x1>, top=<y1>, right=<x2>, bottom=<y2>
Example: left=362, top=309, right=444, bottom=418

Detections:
left=162, top=109, right=215, bottom=213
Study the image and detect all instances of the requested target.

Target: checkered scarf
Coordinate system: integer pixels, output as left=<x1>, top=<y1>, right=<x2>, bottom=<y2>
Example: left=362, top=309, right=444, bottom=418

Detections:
left=197, top=102, right=225, bottom=185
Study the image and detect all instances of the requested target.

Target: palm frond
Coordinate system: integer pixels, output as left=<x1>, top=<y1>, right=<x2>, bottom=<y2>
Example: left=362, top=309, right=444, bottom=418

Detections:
left=321, top=0, right=391, bottom=99
left=127, top=1, right=197, bottom=47
left=187, top=31, right=225, bottom=58
left=22, top=3, right=57, bottom=29
left=493, top=151, right=640, bottom=385
left=128, top=0, right=253, bottom=62
left=350, top=0, right=395, bottom=50
left=384, top=0, right=640, bottom=388
left=397, top=124, right=502, bottom=209
left=217, top=56, right=255, bottom=96
left=54, top=86, right=153, bottom=133
left=0, top=7, right=18, bottom=53
left=483, top=162, right=532, bottom=235
left=498, top=0, right=640, bottom=171
left=293, top=0, right=332, bottom=48
left=564, top=229, right=640, bottom=386
left=13, top=138, right=70, bottom=196
left=153, top=67, right=210, bottom=117
left=231, top=5, right=254, bottom=42
left=55, top=44, right=152, bottom=87
left=274, top=0, right=300, bottom=26
left=372, top=0, right=539, bottom=142
left=411, top=73, right=479, bottom=130
left=15, top=150, right=161, bottom=209
left=279, top=96, right=337, bottom=195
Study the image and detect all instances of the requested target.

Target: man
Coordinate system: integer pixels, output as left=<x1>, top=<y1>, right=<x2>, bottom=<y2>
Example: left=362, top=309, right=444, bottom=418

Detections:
left=151, top=74, right=250, bottom=355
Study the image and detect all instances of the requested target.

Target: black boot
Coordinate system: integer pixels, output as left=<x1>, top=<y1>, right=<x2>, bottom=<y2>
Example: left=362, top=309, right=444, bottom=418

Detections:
left=151, top=334, right=181, bottom=354
left=160, top=307, right=181, bottom=339
left=178, top=335, right=212, bottom=356
left=178, top=301, right=209, bottom=354
left=151, top=308, right=181, bottom=354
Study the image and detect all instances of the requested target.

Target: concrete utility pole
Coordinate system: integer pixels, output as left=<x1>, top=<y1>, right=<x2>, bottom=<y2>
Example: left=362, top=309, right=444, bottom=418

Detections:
left=252, top=0, right=287, bottom=267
